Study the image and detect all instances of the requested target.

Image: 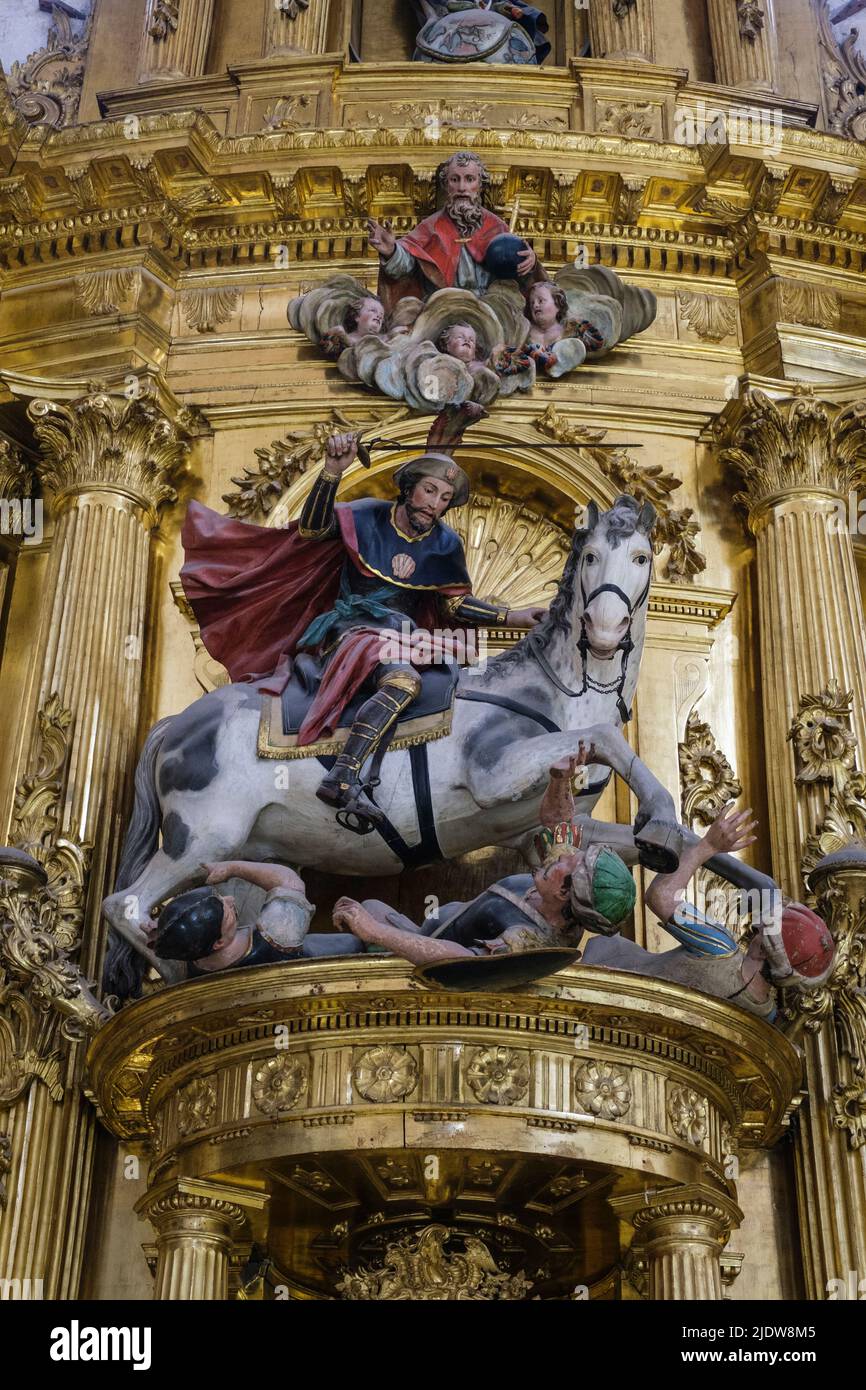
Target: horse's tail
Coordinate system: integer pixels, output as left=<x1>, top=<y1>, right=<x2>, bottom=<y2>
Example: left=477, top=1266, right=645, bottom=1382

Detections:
left=102, top=717, right=171, bottom=1000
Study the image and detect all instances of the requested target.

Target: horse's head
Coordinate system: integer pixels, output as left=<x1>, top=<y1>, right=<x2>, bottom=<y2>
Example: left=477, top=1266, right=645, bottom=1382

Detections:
left=578, top=495, right=656, bottom=660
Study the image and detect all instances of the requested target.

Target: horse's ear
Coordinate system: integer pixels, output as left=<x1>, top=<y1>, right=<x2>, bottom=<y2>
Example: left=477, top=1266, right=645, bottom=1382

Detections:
left=582, top=500, right=600, bottom=532
left=637, top=501, right=657, bottom=536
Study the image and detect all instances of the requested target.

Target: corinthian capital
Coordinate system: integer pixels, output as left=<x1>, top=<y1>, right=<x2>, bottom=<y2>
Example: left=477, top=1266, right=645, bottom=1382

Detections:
left=27, top=386, right=190, bottom=524
left=715, top=386, right=866, bottom=526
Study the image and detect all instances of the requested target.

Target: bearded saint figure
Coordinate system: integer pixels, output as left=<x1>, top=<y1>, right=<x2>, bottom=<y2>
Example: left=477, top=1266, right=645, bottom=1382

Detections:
left=368, top=150, right=545, bottom=313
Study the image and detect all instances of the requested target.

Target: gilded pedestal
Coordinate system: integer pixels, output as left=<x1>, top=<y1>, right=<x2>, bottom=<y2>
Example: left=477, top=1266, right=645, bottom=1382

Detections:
left=87, top=959, right=800, bottom=1300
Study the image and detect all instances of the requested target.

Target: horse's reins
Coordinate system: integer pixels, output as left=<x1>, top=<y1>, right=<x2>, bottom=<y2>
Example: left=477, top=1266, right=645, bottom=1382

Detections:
left=527, top=569, right=652, bottom=725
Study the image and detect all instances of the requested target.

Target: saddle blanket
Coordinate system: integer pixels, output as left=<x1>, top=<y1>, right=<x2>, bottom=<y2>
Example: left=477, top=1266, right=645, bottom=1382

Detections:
left=257, top=658, right=459, bottom=760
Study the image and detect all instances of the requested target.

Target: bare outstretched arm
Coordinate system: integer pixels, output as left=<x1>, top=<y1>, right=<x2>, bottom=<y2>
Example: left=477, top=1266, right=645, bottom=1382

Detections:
left=644, top=806, right=757, bottom=925
left=201, top=861, right=305, bottom=893
left=333, top=897, right=473, bottom=964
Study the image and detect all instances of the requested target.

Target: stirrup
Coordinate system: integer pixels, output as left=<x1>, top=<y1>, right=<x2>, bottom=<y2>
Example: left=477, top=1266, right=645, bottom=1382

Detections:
left=335, top=785, right=386, bottom=836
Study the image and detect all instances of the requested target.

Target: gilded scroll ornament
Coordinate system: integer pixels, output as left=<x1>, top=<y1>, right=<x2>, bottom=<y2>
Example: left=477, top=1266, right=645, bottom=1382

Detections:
left=832, top=1080, right=866, bottom=1148
left=535, top=405, right=707, bottom=582
left=336, top=1223, right=532, bottom=1300
left=6, top=8, right=90, bottom=129
left=573, top=1060, right=631, bottom=1119
left=177, top=1077, right=217, bottom=1135
left=252, top=1055, right=307, bottom=1114
left=789, top=680, right=857, bottom=794
left=352, top=1044, right=418, bottom=1102
left=222, top=409, right=407, bottom=520
left=667, top=1084, right=709, bottom=1146
left=466, top=1046, right=530, bottom=1105
left=679, top=708, right=742, bottom=828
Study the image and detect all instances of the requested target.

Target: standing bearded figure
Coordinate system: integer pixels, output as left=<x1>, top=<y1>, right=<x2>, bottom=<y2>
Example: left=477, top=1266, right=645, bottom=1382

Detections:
left=368, top=151, right=544, bottom=312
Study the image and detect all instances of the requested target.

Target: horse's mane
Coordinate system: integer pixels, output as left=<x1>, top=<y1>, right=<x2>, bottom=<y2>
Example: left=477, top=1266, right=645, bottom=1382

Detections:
left=478, top=497, right=643, bottom=679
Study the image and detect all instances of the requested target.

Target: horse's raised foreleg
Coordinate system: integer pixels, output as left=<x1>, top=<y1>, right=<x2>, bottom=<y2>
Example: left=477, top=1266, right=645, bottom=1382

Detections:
left=468, top=722, right=683, bottom=871
left=575, top=815, right=780, bottom=919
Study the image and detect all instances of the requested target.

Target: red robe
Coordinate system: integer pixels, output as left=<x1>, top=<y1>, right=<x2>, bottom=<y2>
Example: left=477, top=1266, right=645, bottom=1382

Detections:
left=378, top=207, right=507, bottom=313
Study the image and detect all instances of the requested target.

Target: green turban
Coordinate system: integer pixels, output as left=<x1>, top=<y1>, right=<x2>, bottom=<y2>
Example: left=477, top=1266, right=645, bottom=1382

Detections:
left=569, top=843, right=635, bottom=935
left=591, top=848, right=636, bottom=926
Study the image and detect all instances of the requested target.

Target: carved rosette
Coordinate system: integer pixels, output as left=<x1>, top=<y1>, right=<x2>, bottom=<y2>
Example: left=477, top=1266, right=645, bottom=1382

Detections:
left=679, top=708, right=742, bottom=828
left=667, top=1085, right=709, bottom=1147
left=252, top=1055, right=307, bottom=1114
left=574, top=1060, right=632, bottom=1119
left=466, top=1047, right=530, bottom=1106
left=352, top=1045, right=418, bottom=1103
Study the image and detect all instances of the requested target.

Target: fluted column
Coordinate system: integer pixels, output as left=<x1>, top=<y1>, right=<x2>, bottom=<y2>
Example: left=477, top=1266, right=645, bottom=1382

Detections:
left=0, top=386, right=189, bottom=1299
left=715, top=386, right=866, bottom=897
left=140, top=1181, right=248, bottom=1300
left=263, top=0, right=332, bottom=57
left=588, top=0, right=654, bottom=63
left=615, top=1186, right=743, bottom=1300
left=707, top=0, right=779, bottom=94
left=138, top=0, right=216, bottom=84
left=790, top=846, right=866, bottom=1299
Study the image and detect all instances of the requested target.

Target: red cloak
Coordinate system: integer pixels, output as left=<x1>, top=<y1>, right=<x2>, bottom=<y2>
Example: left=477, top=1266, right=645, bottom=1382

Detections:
left=179, top=502, right=469, bottom=743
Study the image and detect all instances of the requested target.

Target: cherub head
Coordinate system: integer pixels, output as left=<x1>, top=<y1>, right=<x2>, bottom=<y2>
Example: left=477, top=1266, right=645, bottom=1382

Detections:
left=437, top=322, right=483, bottom=364
left=527, top=282, right=569, bottom=329
left=344, top=295, right=385, bottom=338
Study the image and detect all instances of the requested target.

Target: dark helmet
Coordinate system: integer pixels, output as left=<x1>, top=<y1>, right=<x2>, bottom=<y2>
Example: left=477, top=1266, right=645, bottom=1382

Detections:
left=154, top=886, right=225, bottom=962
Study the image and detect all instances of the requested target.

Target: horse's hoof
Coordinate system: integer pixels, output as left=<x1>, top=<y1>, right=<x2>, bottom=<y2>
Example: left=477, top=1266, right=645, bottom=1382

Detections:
left=635, top=819, right=683, bottom=874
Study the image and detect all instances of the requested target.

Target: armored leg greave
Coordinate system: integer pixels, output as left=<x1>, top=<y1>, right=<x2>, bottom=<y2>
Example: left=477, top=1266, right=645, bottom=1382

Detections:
left=316, top=670, right=422, bottom=814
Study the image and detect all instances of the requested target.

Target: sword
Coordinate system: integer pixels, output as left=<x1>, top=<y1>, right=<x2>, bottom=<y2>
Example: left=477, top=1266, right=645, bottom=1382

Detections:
left=354, top=435, right=642, bottom=466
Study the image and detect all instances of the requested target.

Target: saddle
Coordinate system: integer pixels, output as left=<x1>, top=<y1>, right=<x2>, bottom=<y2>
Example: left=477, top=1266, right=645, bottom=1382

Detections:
left=257, top=652, right=459, bottom=761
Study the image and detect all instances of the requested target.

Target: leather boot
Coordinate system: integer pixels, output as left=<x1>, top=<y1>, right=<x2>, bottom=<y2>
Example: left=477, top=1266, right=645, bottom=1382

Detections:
left=316, top=671, right=422, bottom=818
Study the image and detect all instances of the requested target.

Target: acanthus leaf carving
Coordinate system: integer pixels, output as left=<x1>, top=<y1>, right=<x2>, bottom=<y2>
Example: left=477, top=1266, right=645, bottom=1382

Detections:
left=677, top=291, right=737, bottom=343
left=75, top=269, right=137, bottom=317
left=180, top=286, right=240, bottom=334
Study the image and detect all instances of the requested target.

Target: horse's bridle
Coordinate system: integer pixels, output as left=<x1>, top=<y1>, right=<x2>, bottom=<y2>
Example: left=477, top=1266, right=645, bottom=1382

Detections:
left=527, top=568, right=652, bottom=725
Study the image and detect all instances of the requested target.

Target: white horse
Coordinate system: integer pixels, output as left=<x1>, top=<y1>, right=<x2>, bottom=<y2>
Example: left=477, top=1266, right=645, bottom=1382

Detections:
left=103, top=495, right=765, bottom=995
